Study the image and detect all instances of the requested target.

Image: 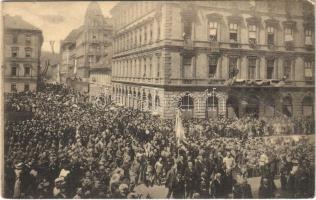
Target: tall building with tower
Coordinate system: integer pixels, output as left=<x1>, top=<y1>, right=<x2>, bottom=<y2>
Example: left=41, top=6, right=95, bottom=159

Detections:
left=60, top=2, right=112, bottom=94
left=111, top=1, right=314, bottom=119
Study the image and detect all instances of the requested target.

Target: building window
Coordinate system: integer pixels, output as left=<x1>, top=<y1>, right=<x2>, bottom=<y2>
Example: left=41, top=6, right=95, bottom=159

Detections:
left=88, top=55, right=94, bottom=66
left=25, top=34, right=31, bottom=45
left=267, top=26, right=274, bottom=45
left=11, top=47, right=19, bottom=57
left=305, top=29, right=313, bottom=46
left=248, top=57, right=256, bottom=79
left=209, top=56, right=217, bottom=78
left=24, top=84, right=30, bottom=91
left=302, top=96, right=313, bottom=117
left=178, top=93, right=194, bottom=110
left=209, top=21, right=218, bottom=41
left=149, top=23, right=153, bottom=43
left=143, top=58, right=146, bottom=77
left=25, top=47, right=32, bottom=57
left=11, top=83, right=17, bottom=92
left=144, top=26, right=147, bottom=44
left=282, top=96, right=292, bottom=117
left=183, top=22, right=192, bottom=41
left=24, top=64, right=31, bottom=76
left=207, top=96, right=218, bottom=115
left=157, top=56, right=160, bottom=77
left=13, top=34, right=18, bottom=44
left=284, top=27, right=293, bottom=42
left=284, top=60, right=291, bottom=80
left=229, top=57, right=238, bottom=78
left=248, top=24, right=257, bottom=44
left=157, top=20, right=161, bottom=40
left=139, top=28, right=142, bottom=46
left=229, top=23, right=238, bottom=43
left=304, top=60, right=313, bottom=81
left=155, top=96, right=160, bottom=108
left=149, top=57, right=152, bottom=78
left=182, top=56, right=192, bottom=78
left=11, top=64, right=17, bottom=76
left=266, top=59, right=274, bottom=79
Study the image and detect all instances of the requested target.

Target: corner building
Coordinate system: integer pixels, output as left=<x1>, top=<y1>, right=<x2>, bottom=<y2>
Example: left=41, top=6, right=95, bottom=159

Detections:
left=60, top=2, right=112, bottom=93
left=111, top=1, right=315, bottom=119
left=3, top=15, right=43, bottom=93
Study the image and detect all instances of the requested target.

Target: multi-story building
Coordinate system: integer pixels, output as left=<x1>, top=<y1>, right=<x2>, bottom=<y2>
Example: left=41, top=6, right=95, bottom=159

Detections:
left=3, top=15, right=43, bottom=93
left=110, top=1, right=315, bottom=119
left=59, top=2, right=112, bottom=93
left=89, top=53, right=112, bottom=102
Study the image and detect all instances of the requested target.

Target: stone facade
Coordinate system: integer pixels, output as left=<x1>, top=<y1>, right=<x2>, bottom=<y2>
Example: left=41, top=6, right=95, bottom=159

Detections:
left=3, top=15, right=43, bottom=93
left=60, top=2, right=112, bottom=93
left=111, top=1, right=315, bottom=119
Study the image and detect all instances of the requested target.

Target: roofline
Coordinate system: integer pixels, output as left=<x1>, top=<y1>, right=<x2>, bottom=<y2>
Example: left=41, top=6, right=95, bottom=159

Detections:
left=4, top=28, right=42, bottom=33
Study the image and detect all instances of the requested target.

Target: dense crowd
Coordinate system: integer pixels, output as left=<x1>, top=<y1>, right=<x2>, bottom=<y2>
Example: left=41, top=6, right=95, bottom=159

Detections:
left=4, top=84, right=315, bottom=198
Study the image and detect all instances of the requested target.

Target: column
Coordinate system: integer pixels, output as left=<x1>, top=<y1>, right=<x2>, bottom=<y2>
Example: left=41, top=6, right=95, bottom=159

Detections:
left=274, top=57, right=279, bottom=79
left=260, top=56, right=266, bottom=79
left=217, top=55, right=223, bottom=79
left=257, top=57, right=261, bottom=79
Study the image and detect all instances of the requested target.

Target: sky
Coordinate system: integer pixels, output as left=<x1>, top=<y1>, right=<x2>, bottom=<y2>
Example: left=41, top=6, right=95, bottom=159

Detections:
left=3, top=1, right=118, bottom=53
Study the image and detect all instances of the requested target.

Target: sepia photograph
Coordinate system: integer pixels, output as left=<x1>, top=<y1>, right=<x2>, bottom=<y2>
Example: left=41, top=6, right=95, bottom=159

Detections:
left=1, top=0, right=315, bottom=198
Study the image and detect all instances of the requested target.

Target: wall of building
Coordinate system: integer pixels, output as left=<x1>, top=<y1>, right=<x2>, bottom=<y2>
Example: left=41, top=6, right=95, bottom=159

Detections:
left=4, top=29, right=42, bottom=93
left=111, top=1, right=315, bottom=119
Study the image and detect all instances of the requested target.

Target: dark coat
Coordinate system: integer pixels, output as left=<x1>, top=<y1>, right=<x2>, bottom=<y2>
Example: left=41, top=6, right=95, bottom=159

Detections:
left=233, top=183, right=253, bottom=198
left=210, top=179, right=225, bottom=198
left=258, top=185, right=274, bottom=198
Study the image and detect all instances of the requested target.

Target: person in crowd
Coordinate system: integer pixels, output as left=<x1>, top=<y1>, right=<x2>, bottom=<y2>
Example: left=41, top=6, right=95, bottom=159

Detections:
left=232, top=175, right=253, bottom=198
left=258, top=177, right=274, bottom=198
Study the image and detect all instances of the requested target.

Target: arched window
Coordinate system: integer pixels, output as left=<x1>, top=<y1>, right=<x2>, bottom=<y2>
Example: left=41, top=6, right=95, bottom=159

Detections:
left=207, top=96, right=218, bottom=110
left=282, top=96, right=293, bottom=117
left=264, top=97, right=275, bottom=117
left=245, top=95, right=260, bottom=117
left=302, top=96, right=313, bottom=116
left=226, top=96, right=239, bottom=118
left=207, top=96, right=219, bottom=118
left=178, top=93, right=194, bottom=110
left=148, top=93, right=153, bottom=111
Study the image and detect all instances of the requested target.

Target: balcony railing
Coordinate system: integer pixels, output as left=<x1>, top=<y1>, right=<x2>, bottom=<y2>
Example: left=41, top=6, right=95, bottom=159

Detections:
left=183, top=39, right=194, bottom=51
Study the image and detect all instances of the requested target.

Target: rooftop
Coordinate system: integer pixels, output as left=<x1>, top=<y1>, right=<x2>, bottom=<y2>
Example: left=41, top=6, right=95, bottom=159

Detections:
left=4, top=15, right=41, bottom=31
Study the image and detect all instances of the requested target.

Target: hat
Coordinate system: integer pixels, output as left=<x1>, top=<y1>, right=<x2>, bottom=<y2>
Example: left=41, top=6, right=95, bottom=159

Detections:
left=55, top=177, right=65, bottom=183
left=15, top=162, right=23, bottom=169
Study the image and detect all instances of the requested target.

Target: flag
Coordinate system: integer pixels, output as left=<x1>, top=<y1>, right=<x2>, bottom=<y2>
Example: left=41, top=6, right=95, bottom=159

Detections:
left=74, top=59, right=77, bottom=74
left=175, top=109, right=185, bottom=145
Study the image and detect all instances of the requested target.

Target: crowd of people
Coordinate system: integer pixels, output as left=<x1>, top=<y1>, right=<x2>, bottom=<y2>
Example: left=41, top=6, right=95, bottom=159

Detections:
left=4, top=83, right=315, bottom=198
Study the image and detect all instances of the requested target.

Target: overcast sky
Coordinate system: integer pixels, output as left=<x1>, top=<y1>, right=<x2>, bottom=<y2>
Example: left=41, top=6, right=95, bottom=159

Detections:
left=3, top=1, right=118, bottom=53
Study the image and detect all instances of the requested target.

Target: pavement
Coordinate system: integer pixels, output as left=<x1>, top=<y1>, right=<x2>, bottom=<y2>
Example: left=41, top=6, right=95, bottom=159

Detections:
left=140, top=177, right=282, bottom=199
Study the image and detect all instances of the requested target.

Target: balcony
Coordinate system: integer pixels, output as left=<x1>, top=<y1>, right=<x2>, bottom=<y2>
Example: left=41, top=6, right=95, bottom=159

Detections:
left=285, top=41, right=294, bottom=51
left=183, top=39, right=194, bottom=51
left=210, top=42, right=220, bottom=53
left=229, top=42, right=240, bottom=48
